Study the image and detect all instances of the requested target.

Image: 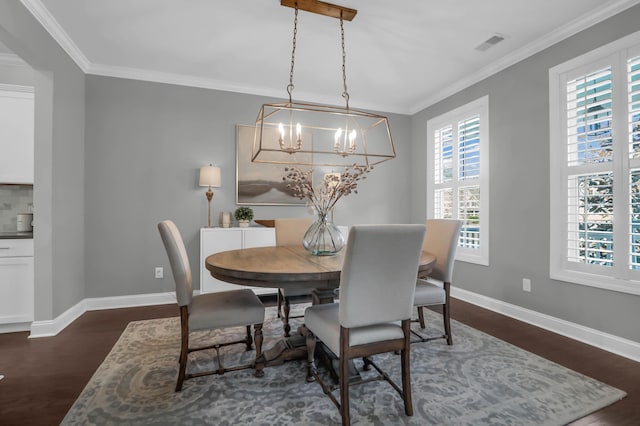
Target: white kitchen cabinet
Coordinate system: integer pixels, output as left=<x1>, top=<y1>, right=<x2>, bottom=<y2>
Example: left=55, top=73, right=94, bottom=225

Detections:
left=0, top=239, right=34, bottom=327
left=200, top=227, right=276, bottom=295
left=0, top=86, right=34, bottom=184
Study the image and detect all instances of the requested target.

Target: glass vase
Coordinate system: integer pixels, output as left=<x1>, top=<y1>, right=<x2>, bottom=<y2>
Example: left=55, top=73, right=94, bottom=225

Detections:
left=303, top=212, right=345, bottom=256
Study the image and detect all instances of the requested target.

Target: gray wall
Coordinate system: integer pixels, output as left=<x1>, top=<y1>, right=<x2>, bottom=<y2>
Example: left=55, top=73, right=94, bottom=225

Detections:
left=0, top=0, right=86, bottom=319
left=410, top=5, right=640, bottom=343
left=0, top=61, right=33, bottom=86
left=84, top=75, right=411, bottom=297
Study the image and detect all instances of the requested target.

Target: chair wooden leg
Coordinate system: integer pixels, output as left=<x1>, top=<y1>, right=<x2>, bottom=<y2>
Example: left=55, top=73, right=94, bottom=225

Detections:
left=245, top=325, right=253, bottom=351
left=339, top=327, right=350, bottom=426
left=305, top=332, right=317, bottom=382
left=254, top=323, right=264, bottom=377
left=443, top=282, right=452, bottom=345
left=283, top=296, right=291, bottom=337
left=277, top=290, right=283, bottom=318
left=443, top=304, right=452, bottom=345
left=175, top=306, right=189, bottom=392
left=417, top=306, right=426, bottom=329
left=401, top=320, right=413, bottom=416
left=362, top=356, right=372, bottom=371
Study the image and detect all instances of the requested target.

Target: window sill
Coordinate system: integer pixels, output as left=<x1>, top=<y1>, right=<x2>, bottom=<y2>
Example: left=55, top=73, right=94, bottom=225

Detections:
left=550, top=269, right=640, bottom=296
left=456, top=252, right=489, bottom=266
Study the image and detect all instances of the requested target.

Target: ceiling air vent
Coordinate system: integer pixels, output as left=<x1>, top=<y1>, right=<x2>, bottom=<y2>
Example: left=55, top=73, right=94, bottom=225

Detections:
left=475, top=34, right=505, bottom=52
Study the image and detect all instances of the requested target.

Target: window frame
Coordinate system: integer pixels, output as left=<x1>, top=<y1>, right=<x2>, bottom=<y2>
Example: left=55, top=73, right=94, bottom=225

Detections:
left=426, top=96, right=490, bottom=266
left=549, top=30, right=640, bottom=296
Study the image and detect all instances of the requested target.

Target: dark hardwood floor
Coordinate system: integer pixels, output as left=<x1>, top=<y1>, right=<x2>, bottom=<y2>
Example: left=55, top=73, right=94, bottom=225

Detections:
left=0, top=297, right=638, bottom=425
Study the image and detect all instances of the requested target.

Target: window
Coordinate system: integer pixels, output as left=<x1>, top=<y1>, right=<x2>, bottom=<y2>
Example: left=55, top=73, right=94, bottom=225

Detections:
left=427, top=96, right=489, bottom=265
left=550, top=31, right=640, bottom=295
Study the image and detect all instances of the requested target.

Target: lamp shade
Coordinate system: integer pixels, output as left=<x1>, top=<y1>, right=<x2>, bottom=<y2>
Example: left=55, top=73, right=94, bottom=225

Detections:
left=199, top=165, right=221, bottom=187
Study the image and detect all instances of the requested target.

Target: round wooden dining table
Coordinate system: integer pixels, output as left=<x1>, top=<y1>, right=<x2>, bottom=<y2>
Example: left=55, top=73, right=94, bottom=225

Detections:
left=206, top=245, right=436, bottom=304
left=205, top=245, right=436, bottom=370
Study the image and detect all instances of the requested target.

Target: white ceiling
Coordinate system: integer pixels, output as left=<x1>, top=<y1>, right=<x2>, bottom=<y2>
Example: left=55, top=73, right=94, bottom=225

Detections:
left=17, top=0, right=640, bottom=114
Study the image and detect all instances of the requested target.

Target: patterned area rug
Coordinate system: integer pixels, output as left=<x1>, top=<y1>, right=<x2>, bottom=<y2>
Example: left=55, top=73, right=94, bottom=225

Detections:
left=62, top=305, right=625, bottom=425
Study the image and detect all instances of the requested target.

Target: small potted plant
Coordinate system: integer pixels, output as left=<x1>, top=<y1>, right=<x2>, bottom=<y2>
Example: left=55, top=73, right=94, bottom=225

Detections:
left=234, top=206, right=254, bottom=228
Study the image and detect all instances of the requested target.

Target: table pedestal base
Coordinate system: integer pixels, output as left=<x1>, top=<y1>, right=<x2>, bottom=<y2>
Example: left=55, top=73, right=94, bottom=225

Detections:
left=312, top=288, right=337, bottom=305
left=256, top=324, right=360, bottom=383
left=258, top=333, right=307, bottom=366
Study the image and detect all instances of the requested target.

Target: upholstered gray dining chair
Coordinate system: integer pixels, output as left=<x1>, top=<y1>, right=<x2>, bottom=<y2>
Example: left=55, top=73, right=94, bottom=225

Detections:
left=413, top=219, right=462, bottom=345
left=274, top=217, right=314, bottom=336
left=158, top=220, right=265, bottom=391
left=304, top=224, right=426, bottom=426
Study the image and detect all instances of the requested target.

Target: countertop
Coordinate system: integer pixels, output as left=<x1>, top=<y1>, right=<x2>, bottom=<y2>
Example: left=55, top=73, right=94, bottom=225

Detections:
left=0, top=231, right=34, bottom=239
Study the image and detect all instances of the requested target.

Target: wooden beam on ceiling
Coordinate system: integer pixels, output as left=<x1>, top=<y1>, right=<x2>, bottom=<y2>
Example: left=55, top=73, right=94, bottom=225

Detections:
left=281, top=0, right=357, bottom=21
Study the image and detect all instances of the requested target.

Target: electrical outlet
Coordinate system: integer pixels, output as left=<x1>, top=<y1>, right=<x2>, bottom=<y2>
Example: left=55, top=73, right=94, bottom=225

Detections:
left=155, top=267, right=164, bottom=279
left=522, top=278, right=531, bottom=292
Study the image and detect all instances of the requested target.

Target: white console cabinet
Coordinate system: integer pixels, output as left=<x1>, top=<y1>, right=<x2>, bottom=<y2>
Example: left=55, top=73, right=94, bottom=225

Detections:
left=200, top=227, right=277, bottom=295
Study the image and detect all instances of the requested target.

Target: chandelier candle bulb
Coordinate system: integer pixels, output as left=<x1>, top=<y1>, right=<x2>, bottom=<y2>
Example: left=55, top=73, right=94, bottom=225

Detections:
left=349, top=129, right=356, bottom=151
left=278, top=123, right=285, bottom=143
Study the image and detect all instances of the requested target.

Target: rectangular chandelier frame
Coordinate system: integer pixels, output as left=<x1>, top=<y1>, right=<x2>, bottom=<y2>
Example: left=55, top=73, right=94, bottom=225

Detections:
left=253, top=101, right=396, bottom=168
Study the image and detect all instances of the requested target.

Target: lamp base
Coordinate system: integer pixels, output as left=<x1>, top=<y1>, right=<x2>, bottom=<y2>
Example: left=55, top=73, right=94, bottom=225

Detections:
left=206, top=189, right=214, bottom=228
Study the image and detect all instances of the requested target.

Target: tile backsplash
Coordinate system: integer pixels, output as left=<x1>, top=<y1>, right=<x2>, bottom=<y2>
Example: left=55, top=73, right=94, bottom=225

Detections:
left=0, top=184, right=33, bottom=231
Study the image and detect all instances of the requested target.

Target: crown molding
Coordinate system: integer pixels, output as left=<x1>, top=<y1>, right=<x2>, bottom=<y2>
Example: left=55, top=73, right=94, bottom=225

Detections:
left=20, top=0, right=640, bottom=116
left=0, top=52, right=27, bottom=66
left=86, top=62, right=409, bottom=114
left=20, top=0, right=90, bottom=72
left=408, top=0, right=640, bottom=114
left=87, top=62, right=287, bottom=100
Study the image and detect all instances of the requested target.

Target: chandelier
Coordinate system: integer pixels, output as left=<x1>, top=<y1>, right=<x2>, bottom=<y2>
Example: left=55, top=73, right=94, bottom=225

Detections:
left=252, top=0, right=396, bottom=168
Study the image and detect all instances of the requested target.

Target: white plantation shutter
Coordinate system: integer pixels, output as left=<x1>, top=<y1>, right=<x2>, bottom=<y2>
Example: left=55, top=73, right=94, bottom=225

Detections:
left=566, top=173, right=614, bottom=266
left=550, top=32, right=640, bottom=295
left=566, top=67, right=613, bottom=166
left=628, top=56, right=640, bottom=158
left=434, top=126, right=453, bottom=185
left=434, top=188, right=453, bottom=219
left=565, top=68, right=615, bottom=268
left=427, top=96, right=489, bottom=266
left=628, top=56, right=640, bottom=270
left=458, top=116, right=481, bottom=180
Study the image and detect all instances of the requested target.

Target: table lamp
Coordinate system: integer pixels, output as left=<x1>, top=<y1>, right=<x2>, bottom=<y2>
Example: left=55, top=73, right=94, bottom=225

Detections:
left=199, top=164, right=221, bottom=227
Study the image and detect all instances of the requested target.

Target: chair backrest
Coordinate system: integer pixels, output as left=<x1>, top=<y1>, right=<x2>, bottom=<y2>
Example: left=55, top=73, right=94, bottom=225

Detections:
left=158, top=220, right=193, bottom=307
left=275, top=217, right=313, bottom=246
left=423, top=219, right=462, bottom=283
left=339, top=224, right=426, bottom=328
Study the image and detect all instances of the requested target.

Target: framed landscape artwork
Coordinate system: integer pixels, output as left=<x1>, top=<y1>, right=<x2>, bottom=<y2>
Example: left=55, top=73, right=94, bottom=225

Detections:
left=236, top=124, right=312, bottom=205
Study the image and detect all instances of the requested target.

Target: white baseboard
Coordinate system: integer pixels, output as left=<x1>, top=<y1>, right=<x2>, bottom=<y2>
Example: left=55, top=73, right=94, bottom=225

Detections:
left=451, top=287, right=640, bottom=362
left=26, top=288, right=640, bottom=362
left=29, top=292, right=178, bottom=338
left=84, top=292, right=177, bottom=311
left=0, top=322, right=32, bottom=334
left=29, top=299, right=87, bottom=338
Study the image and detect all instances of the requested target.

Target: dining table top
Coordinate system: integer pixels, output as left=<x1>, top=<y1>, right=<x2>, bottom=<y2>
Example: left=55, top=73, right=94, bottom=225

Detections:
left=205, top=245, right=436, bottom=290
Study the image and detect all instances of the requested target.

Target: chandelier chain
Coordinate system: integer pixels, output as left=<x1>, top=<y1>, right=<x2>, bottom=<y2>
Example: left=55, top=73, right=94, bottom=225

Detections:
left=287, top=7, right=299, bottom=103
left=340, top=15, right=349, bottom=110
